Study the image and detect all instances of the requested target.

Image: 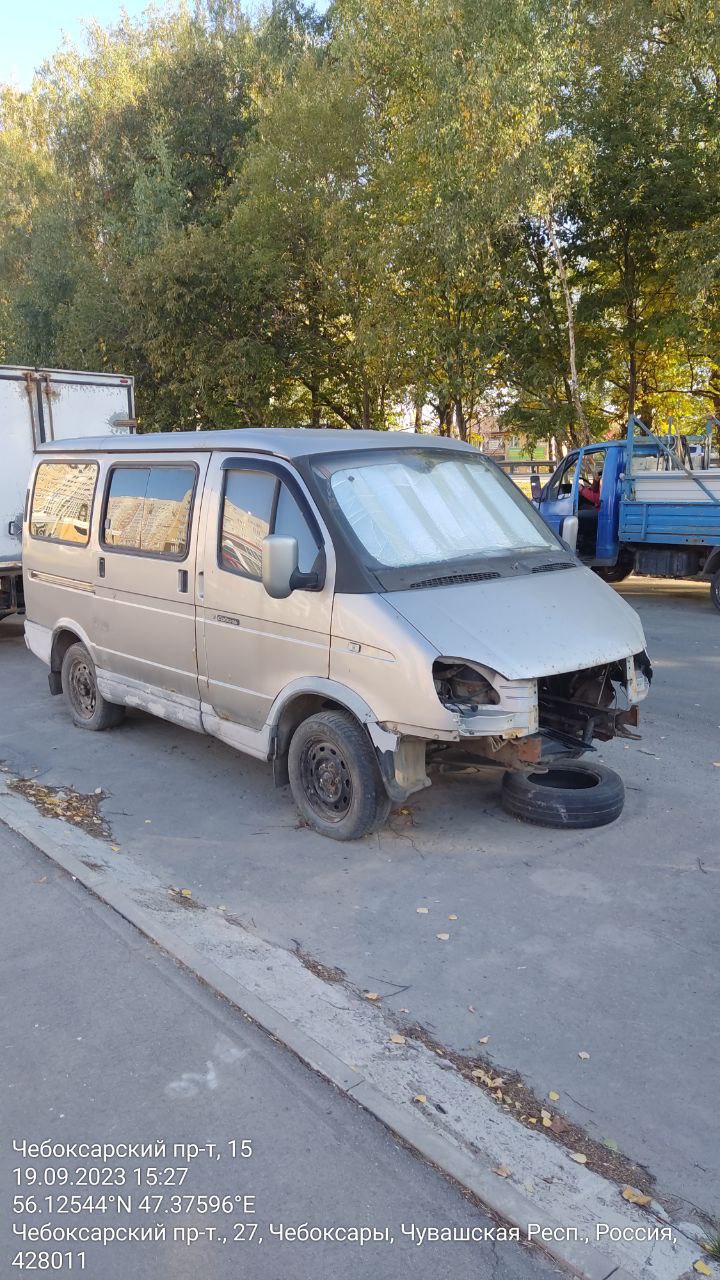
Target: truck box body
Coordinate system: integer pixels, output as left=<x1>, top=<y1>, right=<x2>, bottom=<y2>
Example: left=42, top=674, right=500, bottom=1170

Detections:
left=1, top=366, right=134, bottom=616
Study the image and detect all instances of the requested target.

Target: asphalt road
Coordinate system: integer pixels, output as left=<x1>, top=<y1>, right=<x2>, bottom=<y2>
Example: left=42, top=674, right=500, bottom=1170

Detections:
left=0, top=822, right=560, bottom=1280
left=1, top=578, right=718, bottom=1220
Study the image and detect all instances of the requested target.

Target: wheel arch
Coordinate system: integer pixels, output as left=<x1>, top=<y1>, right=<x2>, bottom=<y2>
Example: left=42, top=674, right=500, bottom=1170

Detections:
left=268, top=678, right=391, bottom=787
left=49, top=621, right=92, bottom=694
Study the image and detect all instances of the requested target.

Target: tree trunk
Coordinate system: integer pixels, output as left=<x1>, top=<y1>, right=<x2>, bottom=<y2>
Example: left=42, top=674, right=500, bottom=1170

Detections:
left=413, top=400, right=423, bottom=432
left=362, top=386, right=371, bottom=430
left=546, top=214, right=589, bottom=442
left=454, top=398, right=468, bottom=441
left=437, top=402, right=452, bottom=436
left=310, top=384, right=321, bottom=428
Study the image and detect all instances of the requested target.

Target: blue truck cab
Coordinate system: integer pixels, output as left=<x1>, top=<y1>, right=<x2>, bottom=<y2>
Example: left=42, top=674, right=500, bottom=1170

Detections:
left=532, top=420, right=720, bottom=609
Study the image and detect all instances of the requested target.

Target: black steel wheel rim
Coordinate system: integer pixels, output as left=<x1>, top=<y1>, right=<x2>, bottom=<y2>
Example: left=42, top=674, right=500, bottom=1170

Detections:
left=70, top=657, right=96, bottom=719
left=300, top=738, right=352, bottom=822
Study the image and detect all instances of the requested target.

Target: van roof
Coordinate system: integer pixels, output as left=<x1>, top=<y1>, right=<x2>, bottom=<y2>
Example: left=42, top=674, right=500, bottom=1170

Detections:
left=37, top=427, right=476, bottom=459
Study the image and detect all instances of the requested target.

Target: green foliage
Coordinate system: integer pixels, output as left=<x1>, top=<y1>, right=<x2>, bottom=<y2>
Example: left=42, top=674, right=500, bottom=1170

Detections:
left=2, top=0, right=720, bottom=443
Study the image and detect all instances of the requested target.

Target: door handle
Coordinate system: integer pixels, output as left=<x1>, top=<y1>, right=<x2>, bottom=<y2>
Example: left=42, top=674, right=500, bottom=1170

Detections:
left=98, top=557, right=105, bottom=578
left=197, top=570, right=204, bottom=601
left=178, top=569, right=189, bottom=593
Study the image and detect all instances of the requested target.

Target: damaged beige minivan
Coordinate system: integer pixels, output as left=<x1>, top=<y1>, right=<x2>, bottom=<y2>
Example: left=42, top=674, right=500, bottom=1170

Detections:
left=23, top=430, right=652, bottom=839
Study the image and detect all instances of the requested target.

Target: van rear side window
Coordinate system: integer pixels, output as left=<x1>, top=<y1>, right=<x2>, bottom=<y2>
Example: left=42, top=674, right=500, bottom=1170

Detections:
left=103, top=465, right=196, bottom=559
left=30, top=462, right=97, bottom=545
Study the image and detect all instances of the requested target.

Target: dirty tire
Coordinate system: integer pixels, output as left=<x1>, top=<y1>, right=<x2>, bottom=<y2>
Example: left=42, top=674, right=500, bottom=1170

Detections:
left=710, top=569, right=720, bottom=613
left=501, top=761, right=624, bottom=829
left=288, top=709, right=390, bottom=840
left=61, top=642, right=125, bottom=731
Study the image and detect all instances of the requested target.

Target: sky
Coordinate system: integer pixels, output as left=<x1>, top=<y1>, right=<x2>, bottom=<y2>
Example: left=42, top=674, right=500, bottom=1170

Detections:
left=0, top=0, right=267, bottom=88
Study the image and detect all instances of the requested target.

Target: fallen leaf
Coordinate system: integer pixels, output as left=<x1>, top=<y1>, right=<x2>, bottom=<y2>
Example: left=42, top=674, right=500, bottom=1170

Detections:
left=527, top=1117, right=537, bottom=1124
left=389, top=1034, right=405, bottom=1045
left=578, top=1050, right=590, bottom=1060
left=110, top=844, right=121, bottom=852
left=144, top=819, right=152, bottom=824
left=478, top=1035, right=490, bottom=1044
left=94, top=787, right=102, bottom=795
left=493, top=1088, right=503, bottom=1100
left=713, top=763, right=720, bottom=768
left=489, top=1077, right=504, bottom=1088
left=448, top=913, right=458, bottom=920
left=399, top=1007, right=409, bottom=1013
left=468, top=1005, right=476, bottom=1013
left=693, top=1263, right=712, bottom=1276
left=180, top=888, right=192, bottom=898
left=400, top=807, right=411, bottom=815
left=471, top=1068, right=486, bottom=1080
left=35, top=876, right=47, bottom=884
left=414, top=1094, right=427, bottom=1104
left=436, top=932, right=450, bottom=941
left=603, top=1138, right=619, bottom=1151
left=622, top=1186, right=652, bottom=1206
left=570, top=1152, right=588, bottom=1164
left=364, top=992, right=380, bottom=1001
left=548, top=1091, right=560, bottom=1101
left=492, top=1165, right=511, bottom=1178
left=416, top=907, right=429, bottom=914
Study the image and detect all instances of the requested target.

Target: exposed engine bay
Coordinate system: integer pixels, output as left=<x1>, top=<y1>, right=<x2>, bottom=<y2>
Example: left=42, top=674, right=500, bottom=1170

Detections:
left=430, top=651, right=653, bottom=771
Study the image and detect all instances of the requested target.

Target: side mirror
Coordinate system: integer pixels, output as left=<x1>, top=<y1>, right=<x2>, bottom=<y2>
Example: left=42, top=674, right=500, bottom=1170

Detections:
left=262, top=534, right=298, bottom=599
left=530, top=475, right=542, bottom=501
left=561, top=514, right=579, bottom=552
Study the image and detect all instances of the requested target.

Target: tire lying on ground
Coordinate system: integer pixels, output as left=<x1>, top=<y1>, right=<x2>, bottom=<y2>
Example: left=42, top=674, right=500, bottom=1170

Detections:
left=501, top=760, right=625, bottom=829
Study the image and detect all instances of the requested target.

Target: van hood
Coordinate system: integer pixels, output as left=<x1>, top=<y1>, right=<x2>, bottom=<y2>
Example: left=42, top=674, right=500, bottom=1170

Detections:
left=385, top=565, right=647, bottom=680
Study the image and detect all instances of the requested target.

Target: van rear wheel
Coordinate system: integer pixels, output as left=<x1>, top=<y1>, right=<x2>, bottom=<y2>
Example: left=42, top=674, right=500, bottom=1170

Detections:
left=288, top=710, right=391, bottom=841
left=61, top=642, right=125, bottom=731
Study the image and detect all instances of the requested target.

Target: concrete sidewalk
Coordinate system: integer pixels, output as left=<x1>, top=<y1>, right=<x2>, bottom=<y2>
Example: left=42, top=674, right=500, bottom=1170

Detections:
left=0, top=820, right=561, bottom=1280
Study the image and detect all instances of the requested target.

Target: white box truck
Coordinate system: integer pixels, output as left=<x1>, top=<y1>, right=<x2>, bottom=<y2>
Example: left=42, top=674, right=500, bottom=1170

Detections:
left=1, top=365, right=135, bottom=620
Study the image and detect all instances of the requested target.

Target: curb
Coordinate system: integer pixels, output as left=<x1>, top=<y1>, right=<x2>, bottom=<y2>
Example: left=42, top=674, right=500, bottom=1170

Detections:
left=0, top=796, right=686, bottom=1280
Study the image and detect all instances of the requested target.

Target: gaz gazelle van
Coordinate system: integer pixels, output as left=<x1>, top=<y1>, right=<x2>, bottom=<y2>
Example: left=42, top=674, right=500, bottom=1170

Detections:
left=23, top=430, right=652, bottom=838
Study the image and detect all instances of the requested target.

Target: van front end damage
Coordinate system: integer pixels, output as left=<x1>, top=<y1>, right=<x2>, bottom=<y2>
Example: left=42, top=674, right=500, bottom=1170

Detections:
left=374, top=651, right=653, bottom=799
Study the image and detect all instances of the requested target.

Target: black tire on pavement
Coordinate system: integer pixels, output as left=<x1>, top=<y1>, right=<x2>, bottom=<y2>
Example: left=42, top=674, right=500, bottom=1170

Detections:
left=595, top=562, right=633, bottom=584
left=501, top=760, right=625, bottom=829
left=710, top=569, right=720, bottom=613
left=288, top=709, right=392, bottom=841
left=61, top=642, right=125, bottom=731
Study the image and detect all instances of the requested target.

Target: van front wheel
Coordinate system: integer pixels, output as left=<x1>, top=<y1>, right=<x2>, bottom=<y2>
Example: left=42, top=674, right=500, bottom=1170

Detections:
left=288, top=710, right=391, bottom=841
left=61, top=642, right=125, bottom=731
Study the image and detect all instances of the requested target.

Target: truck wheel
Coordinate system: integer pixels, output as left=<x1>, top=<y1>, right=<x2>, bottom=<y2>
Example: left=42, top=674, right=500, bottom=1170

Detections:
left=595, top=563, right=633, bottom=584
left=288, top=710, right=391, bottom=840
left=61, top=642, right=125, bottom=731
left=501, top=761, right=624, bottom=829
left=710, top=570, right=720, bottom=613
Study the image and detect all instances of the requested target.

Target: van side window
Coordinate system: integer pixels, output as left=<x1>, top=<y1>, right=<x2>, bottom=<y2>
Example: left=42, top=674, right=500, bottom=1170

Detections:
left=30, top=461, right=97, bottom=545
left=104, top=466, right=195, bottom=558
left=220, top=469, right=321, bottom=581
left=220, top=471, right=276, bottom=579
left=274, top=482, right=319, bottom=573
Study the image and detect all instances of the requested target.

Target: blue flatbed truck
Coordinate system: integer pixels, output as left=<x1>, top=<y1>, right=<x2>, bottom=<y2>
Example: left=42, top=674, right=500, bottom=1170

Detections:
left=532, top=417, right=720, bottom=611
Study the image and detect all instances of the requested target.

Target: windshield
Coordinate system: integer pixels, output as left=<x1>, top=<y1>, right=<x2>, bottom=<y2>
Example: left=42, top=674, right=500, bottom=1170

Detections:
left=312, top=447, right=559, bottom=572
